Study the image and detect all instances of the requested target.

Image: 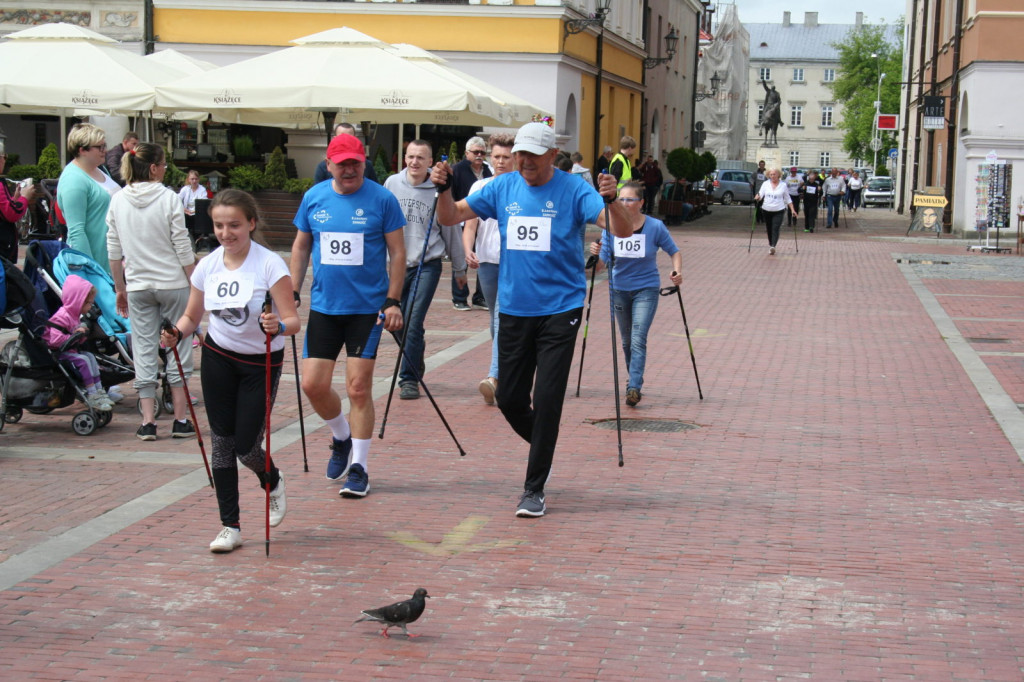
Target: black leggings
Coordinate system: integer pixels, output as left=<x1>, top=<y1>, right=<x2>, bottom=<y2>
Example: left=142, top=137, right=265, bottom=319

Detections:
left=763, top=209, right=785, bottom=247
left=201, top=334, right=283, bottom=528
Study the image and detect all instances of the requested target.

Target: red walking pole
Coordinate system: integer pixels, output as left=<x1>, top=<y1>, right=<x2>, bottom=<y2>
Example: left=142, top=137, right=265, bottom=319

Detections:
left=161, top=318, right=213, bottom=488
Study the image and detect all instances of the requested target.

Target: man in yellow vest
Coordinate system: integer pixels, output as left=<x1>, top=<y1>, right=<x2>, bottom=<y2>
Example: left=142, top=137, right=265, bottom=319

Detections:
left=608, top=136, right=637, bottom=189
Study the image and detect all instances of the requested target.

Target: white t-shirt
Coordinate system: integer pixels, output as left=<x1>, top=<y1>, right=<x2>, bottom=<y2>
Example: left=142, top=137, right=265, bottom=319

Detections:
left=97, top=172, right=121, bottom=197
left=467, top=176, right=501, bottom=264
left=178, top=184, right=209, bottom=215
left=784, top=174, right=803, bottom=196
left=191, top=242, right=290, bottom=355
left=758, top=180, right=793, bottom=212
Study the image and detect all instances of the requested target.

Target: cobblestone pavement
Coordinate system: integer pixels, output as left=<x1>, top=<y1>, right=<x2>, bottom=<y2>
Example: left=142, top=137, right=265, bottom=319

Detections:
left=1, top=205, right=1023, bottom=680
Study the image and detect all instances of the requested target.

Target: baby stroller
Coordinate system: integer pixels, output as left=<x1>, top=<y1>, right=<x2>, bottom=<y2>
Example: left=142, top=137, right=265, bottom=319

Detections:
left=23, top=241, right=176, bottom=418
left=0, top=256, right=111, bottom=435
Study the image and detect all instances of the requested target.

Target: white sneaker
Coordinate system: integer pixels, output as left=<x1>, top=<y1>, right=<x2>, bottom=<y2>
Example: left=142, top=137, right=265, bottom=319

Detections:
left=269, top=475, right=287, bottom=527
left=209, top=526, right=243, bottom=553
left=106, top=385, right=125, bottom=404
left=87, top=392, right=113, bottom=411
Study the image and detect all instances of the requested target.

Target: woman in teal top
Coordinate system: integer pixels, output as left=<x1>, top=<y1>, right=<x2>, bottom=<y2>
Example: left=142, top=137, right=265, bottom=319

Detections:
left=57, top=123, right=120, bottom=273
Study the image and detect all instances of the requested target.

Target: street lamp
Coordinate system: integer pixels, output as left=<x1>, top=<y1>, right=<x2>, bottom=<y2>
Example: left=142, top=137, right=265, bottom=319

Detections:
left=643, top=27, right=679, bottom=69
left=563, top=0, right=612, bottom=38
left=695, top=71, right=723, bottom=102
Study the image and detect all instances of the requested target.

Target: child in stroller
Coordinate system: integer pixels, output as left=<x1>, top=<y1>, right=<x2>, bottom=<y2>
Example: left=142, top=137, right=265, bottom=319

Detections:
left=42, top=274, right=113, bottom=412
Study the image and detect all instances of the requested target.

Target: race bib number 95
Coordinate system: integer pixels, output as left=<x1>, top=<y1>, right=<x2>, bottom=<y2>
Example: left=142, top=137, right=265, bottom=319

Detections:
left=205, top=272, right=255, bottom=310
left=320, top=232, right=364, bottom=266
left=507, top=216, right=551, bottom=252
left=614, top=234, right=646, bottom=259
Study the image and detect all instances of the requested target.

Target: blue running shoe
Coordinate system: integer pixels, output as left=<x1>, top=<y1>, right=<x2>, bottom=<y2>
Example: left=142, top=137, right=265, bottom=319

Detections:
left=326, top=437, right=353, bottom=481
left=340, top=463, right=370, bottom=498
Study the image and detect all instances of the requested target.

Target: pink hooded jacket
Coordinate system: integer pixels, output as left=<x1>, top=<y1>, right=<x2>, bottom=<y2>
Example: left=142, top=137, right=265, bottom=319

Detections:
left=43, top=274, right=94, bottom=350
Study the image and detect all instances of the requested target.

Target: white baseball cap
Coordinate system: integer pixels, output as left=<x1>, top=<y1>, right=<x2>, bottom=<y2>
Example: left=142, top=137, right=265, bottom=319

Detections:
left=511, top=122, right=556, bottom=156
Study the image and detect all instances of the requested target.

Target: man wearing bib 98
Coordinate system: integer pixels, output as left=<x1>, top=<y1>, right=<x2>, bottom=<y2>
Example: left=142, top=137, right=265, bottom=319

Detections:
left=430, top=121, right=632, bottom=518
left=289, top=134, right=406, bottom=499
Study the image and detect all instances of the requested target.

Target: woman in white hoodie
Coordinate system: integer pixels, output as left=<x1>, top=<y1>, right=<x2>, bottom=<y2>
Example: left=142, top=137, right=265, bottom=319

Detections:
left=106, top=142, right=198, bottom=441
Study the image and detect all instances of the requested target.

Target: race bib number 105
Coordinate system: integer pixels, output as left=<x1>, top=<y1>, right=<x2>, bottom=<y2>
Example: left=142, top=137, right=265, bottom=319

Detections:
left=507, top=216, right=552, bottom=252
left=320, top=232, right=364, bottom=266
left=614, top=234, right=646, bottom=259
left=205, top=271, right=255, bottom=310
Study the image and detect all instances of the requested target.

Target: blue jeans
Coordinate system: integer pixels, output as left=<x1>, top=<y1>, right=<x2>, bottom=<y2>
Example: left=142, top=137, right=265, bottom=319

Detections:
left=826, top=194, right=842, bottom=226
left=399, top=258, right=442, bottom=385
left=611, top=287, right=660, bottom=392
left=477, top=262, right=500, bottom=379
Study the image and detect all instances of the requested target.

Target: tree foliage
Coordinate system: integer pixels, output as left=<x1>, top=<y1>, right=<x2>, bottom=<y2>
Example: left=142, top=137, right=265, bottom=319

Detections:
left=829, top=21, right=904, bottom=163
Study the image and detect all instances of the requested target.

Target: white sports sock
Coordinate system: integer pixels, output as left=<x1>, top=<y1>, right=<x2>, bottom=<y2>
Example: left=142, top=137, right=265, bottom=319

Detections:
left=351, top=438, right=370, bottom=471
left=325, top=411, right=351, bottom=442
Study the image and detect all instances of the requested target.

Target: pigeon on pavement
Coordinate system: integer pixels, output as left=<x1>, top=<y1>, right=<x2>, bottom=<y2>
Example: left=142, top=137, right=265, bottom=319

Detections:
left=354, top=588, right=430, bottom=638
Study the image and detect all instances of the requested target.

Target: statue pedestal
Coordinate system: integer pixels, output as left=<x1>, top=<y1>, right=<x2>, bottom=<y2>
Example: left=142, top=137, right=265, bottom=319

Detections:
left=757, top=146, right=783, bottom=172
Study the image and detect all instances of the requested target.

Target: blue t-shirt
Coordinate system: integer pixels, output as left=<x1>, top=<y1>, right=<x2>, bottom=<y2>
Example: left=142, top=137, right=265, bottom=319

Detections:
left=599, top=216, right=679, bottom=291
left=294, top=180, right=405, bottom=315
left=466, top=170, right=605, bottom=317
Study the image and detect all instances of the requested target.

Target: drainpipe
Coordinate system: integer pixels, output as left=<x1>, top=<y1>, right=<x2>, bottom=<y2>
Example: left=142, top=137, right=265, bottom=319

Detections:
left=144, top=0, right=155, bottom=55
left=925, top=0, right=941, bottom=186
left=942, top=0, right=965, bottom=234
left=897, top=0, right=918, bottom=215
left=911, top=0, right=929, bottom=206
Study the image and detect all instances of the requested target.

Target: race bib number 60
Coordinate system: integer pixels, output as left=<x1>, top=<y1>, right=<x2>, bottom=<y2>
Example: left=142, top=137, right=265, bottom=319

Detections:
left=507, top=216, right=551, bottom=252
left=320, top=232, right=364, bottom=266
left=205, top=272, right=255, bottom=310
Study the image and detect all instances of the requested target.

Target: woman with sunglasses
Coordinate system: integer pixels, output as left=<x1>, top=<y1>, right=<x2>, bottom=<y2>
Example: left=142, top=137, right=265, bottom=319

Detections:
left=590, top=180, right=682, bottom=407
left=57, top=123, right=121, bottom=273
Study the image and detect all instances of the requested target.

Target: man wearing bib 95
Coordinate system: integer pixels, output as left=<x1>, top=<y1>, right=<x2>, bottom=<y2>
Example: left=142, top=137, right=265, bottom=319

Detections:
left=289, top=134, right=406, bottom=499
left=430, top=121, right=631, bottom=517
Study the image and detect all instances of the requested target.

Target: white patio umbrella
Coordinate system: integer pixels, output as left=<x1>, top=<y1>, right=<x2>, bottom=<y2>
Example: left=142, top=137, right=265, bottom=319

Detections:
left=146, top=49, right=218, bottom=75
left=391, top=44, right=546, bottom=127
left=0, top=23, right=183, bottom=162
left=154, top=27, right=524, bottom=130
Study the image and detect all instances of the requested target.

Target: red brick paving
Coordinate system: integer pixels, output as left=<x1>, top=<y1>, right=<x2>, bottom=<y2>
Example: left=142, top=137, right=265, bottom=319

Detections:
left=1, top=208, right=1023, bottom=679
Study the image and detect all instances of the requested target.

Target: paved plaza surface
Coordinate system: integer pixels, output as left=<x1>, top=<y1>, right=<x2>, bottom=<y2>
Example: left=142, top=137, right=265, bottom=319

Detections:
left=1, top=204, right=1023, bottom=680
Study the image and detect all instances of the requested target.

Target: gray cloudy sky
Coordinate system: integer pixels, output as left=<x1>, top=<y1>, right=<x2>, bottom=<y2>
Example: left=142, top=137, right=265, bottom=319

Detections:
left=733, top=0, right=904, bottom=26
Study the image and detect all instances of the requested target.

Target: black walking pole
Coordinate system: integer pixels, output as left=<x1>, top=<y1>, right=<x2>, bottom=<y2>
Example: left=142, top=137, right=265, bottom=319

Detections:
left=601, top=178, right=624, bottom=468
left=793, top=208, right=799, bottom=254
left=387, top=331, right=466, bottom=456
left=379, top=157, right=446, bottom=440
left=290, top=336, right=308, bottom=472
left=262, top=293, right=273, bottom=557
left=160, top=318, right=213, bottom=488
left=574, top=253, right=600, bottom=397
left=659, top=283, right=704, bottom=399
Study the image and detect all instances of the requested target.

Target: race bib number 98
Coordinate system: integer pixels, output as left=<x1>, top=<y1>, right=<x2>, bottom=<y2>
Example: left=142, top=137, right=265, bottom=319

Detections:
left=614, top=234, right=646, bottom=259
left=205, top=272, right=255, bottom=310
left=507, top=216, right=551, bottom=252
left=320, top=232, right=364, bottom=266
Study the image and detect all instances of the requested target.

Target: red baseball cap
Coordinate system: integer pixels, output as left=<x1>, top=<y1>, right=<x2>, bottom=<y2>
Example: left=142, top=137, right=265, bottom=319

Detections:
left=790, top=166, right=798, bottom=172
left=327, top=134, right=365, bottom=164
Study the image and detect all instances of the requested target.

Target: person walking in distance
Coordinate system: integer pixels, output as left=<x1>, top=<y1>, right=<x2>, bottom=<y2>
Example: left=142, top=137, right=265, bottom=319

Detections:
left=289, top=134, right=406, bottom=499
left=161, top=189, right=301, bottom=553
left=800, top=170, right=823, bottom=232
left=105, top=131, right=138, bottom=187
left=462, top=133, right=515, bottom=405
left=313, top=122, right=379, bottom=185
left=430, top=121, right=631, bottom=518
left=384, top=140, right=466, bottom=401
left=784, top=167, right=803, bottom=227
left=823, top=168, right=847, bottom=228
left=589, top=181, right=682, bottom=407
left=608, top=136, right=637, bottom=189
left=450, top=136, right=492, bottom=311
left=846, top=170, right=864, bottom=212
left=754, top=167, right=797, bottom=255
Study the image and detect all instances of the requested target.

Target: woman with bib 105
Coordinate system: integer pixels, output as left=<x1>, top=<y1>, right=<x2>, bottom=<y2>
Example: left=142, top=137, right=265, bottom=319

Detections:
left=590, top=180, right=682, bottom=407
left=162, top=189, right=300, bottom=554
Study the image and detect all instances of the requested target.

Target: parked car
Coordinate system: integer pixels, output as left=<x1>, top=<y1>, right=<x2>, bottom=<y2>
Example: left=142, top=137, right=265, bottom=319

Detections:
left=863, top=176, right=894, bottom=207
left=710, top=169, right=755, bottom=205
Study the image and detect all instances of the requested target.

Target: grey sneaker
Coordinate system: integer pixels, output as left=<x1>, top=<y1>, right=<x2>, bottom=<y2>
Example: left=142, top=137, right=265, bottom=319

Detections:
left=516, top=490, right=546, bottom=518
left=399, top=382, right=420, bottom=400
left=136, top=422, right=157, bottom=441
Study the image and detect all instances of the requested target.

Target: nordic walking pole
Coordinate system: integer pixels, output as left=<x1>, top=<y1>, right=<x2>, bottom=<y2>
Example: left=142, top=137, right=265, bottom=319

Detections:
left=659, top=284, right=704, bottom=399
left=161, top=318, right=213, bottom=488
left=574, top=253, right=600, bottom=397
left=262, top=292, right=273, bottom=557
left=602, top=172, right=624, bottom=467
left=290, top=335, right=308, bottom=472
left=747, top=200, right=756, bottom=252
left=379, top=155, right=446, bottom=440
left=387, top=330, right=466, bottom=456
left=793, top=207, right=799, bottom=254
